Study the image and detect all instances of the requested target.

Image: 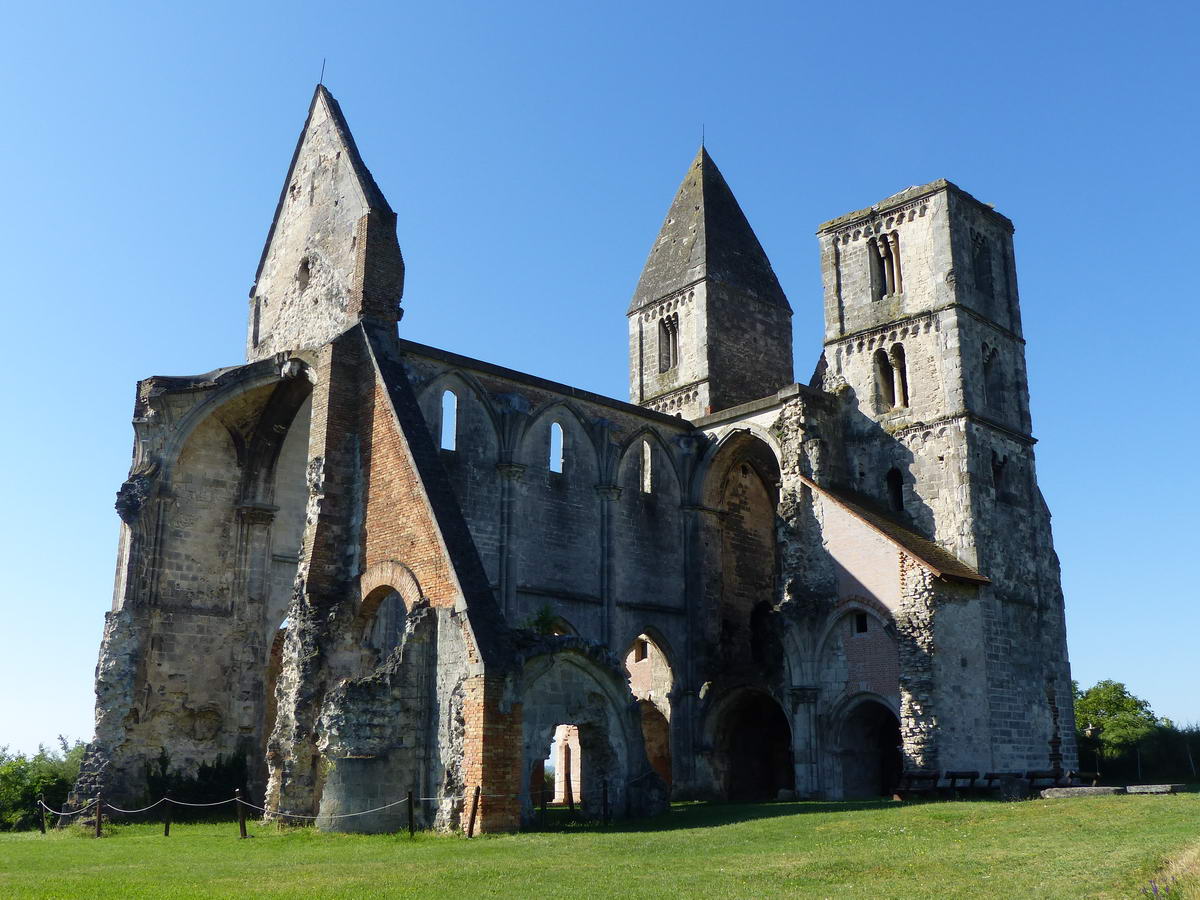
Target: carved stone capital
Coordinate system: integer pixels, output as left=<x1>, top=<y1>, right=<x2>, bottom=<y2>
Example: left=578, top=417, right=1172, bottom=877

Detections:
left=237, top=503, right=277, bottom=526
left=595, top=483, right=621, bottom=501
left=495, top=462, right=526, bottom=481
left=790, top=686, right=820, bottom=707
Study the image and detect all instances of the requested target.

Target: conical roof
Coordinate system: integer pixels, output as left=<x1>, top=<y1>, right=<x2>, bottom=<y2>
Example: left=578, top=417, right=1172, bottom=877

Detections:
left=629, top=147, right=789, bottom=313
left=252, top=85, right=394, bottom=289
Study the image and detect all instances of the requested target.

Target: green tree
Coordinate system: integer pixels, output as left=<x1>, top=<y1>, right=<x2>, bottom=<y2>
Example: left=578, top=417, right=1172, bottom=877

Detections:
left=0, top=738, right=86, bottom=830
left=1073, top=680, right=1158, bottom=758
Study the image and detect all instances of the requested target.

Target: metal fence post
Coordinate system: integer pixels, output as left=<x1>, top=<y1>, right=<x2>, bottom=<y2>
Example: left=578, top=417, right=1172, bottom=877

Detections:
left=37, top=794, right=46, bottom=834
left=94, top=796, right=103, bottom=838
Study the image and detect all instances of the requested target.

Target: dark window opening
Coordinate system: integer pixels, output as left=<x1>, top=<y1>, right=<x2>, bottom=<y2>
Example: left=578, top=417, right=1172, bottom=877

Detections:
left=869, top=232, right=901, bottom=300
left=889, top=343, right=909, bottom=407
left=874, top=349, right=896, bottom=410
left=982, top=345, right=1003, bottom=415
left=886, top=467, right=904, bottom=513
left=991, top=452, right=1007, bottom=496
left=297, top=257, right=311, bottom=292
left=634, top=639, right=649, bottom=662
left=658, top=313, right=679, bottom=372
left=251, top=297, right=261, bottom=348
left=972, top=230, right=993, bottom=299
left=855, top=612, right=869, bottom=634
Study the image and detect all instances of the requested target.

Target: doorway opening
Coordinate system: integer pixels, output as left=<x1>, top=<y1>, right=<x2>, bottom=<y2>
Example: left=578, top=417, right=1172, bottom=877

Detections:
left=716, top=690, right=794, bottom=801
left=839, top=700, right=902, bottom=799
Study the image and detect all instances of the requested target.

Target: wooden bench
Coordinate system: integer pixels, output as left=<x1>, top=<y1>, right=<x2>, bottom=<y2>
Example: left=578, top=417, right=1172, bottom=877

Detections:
left=943, top=770, right=980, bottom=797
left=982, top=771, right=1024, bottom=789
left=892, top=769, right=940, bottom=801
left=1067, top=770, right=1100, bottom=787
left=1026, top=769, right=1066, bottom=789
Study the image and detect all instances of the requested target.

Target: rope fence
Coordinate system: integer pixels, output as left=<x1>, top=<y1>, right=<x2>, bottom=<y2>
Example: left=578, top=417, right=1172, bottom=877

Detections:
left=34, top=774, right=640, bottom=839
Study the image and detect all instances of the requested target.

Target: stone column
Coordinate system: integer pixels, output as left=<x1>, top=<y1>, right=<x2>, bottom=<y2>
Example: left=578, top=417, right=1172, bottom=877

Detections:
left=896, top=556, right=939, bottom=771
left=596, top=483, right=621, bottom=648
left=789, top=686, right=820, bottom=796
left=877, top=236, right=895, bottom=295
left=887, top=231, right=902, bottom=293
left=233, top=503, right=277, bottom=796
left=496, top=461, right=525, bottom=621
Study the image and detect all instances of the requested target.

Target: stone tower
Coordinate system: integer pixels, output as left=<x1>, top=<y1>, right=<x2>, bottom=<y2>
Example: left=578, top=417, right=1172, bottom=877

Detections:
left=246, top=85, right=405, bottom=361
left=628, top=147, right=793, bottom=419
left=817, top=180, right=1076, bottom=772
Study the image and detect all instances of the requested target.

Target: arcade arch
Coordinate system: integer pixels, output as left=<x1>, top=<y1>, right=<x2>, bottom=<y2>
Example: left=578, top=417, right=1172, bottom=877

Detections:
left=837, top=697, right=901, bottom=799
left=623, top=632, right=674, bottom=787
left=707, top=688, right=794, bottom=801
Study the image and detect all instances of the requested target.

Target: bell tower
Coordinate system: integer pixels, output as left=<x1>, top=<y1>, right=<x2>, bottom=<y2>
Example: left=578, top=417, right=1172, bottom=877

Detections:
left=817, top=179, right=1077, bottom=774
left=629, top=148, right=793, bottom=419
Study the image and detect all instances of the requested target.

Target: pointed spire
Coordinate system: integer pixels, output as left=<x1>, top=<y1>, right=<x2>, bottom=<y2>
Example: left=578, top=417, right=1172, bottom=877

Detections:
left=629, top=147, right=789, bottom=313
left=246, top=85, right=403, bottom=361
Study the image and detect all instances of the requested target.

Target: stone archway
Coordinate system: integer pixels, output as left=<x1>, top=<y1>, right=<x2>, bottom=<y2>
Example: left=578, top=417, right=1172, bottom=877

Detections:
left=623, top=633, right=674, bottom=789
left=520, top=651, right=657, bottom=824
left=839, top=699, right=901, bottom=799
left=711, top=689, right=794, bottom=801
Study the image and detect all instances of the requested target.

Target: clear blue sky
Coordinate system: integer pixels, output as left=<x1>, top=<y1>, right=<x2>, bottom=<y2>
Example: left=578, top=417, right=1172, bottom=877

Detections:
left=2, top=1, right=1197, bottom=755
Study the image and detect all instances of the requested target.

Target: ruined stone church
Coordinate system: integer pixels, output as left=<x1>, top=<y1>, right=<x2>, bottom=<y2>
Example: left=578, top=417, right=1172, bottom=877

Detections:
left=76, top=85, right=1077, bottom=832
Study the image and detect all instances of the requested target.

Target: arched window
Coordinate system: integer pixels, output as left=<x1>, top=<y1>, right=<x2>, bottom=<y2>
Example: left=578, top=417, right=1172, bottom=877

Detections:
left=640, top=440, right=653, bottom=493
left=440, top=390, right=457, bottom=451
left=874, top=349, right=896, bottom=410
left=549, top=421, right=564, bottom=474
left=869, top=232, right=902, bottom=299
left=886, top=467, right=904, bottom=513
left=889, top=343, right=909, bottom=407
left=658, top=313, right=679, bottom=372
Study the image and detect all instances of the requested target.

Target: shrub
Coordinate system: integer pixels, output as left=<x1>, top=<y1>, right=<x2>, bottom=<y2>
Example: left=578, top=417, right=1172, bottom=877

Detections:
left=0, top=738, right=86, bottom=831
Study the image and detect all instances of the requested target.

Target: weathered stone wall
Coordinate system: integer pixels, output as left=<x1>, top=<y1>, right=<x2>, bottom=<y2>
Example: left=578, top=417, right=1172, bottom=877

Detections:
left=82, top=87, right=1079, bottom=824
left=75, top=359, right=315, bottom=806
left=401, top=341, right=694, bottom=665
left=705, top=284, right=794, bottom=415
left=629, top=285, right=711, bottom=418
left=247, top=88, right=401, bottom=362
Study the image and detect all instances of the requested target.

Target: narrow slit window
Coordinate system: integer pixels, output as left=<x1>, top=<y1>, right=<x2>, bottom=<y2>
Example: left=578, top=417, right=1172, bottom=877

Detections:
left=972, top=230, right=994, bottom=299
left=983, top=346, right=1003, bottom=414
left=889, top=343, right=909, bottom=407
left=991, top=452, right=1007, bottom=495
left=854, top=612, right=869, bottom=634
left=657, top=314, right=679, bottom=372
left=888, top=231, right=902, bottom=293
left=549, top=422, right=564, bottom=474
left=868, top=237, right=885, bottom=301
left=440, top=390, right=457, bottom=451
left=251, top=297, right=261, bottom=348
left=886, top=467, right=904, bottom=513
left=640, top=440, right=653, bottom=493
left=634, top=639, right=649, bottom=662
left=874, top=348, right=896, bottom=410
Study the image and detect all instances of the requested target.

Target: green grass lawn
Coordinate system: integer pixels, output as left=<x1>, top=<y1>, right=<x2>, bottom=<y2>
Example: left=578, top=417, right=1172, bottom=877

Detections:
left=1, top=796, right=1197, bottom=898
